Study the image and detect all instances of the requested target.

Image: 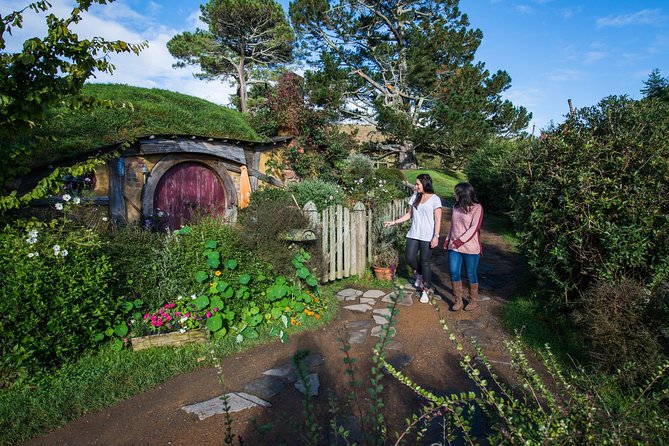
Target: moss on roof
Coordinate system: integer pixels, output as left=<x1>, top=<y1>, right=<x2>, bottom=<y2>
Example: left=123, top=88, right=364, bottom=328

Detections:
left=32, top=83, right=262, bottom=166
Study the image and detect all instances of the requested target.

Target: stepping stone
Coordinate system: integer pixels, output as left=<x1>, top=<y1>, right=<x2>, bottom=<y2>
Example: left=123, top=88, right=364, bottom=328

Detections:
left=373, top=308, right=391, bottom=317
left=344, top=303, right=373, bottom=313
left=385, top=340, right=403, bottom=351
left=457, top=319, right=481, bottom=331
left=381, top=292, right=413, bottom=306
left=359, top=297, right=377, bottom=305
left=243, top=376, right=285, bottom=400
left=348, top=329, right=368, bottom=344
left=263, top=363, right=298, bottom=382
left=373, top=315, right=389, bottom=325
left=362, top=289, right=385, bottom=299
left=295, top=373, right=320, bottom=396
left=462, top=328, right=492, bottom=347
left=337, top=288, right=362, bottom=300
left=371, top=325, right=396, bottom=338
left=346, top=320, right=371, bottom=329
left=345, top=295, right=358, bottom=301
left=478, top=295, right=492, bottom=302
left=182, top=392, right=270, bottom=420
left=385, top=353, right=414, bottom=371
left=303, top=352, right=325, bottom=368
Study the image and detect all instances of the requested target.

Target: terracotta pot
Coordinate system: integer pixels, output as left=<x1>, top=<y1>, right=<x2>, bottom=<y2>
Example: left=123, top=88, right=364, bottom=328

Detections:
left=373, top=266, right=394, bottom=281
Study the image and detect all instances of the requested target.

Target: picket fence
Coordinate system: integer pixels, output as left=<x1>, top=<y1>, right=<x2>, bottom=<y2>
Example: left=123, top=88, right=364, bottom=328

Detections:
left=302, top=198, right=407, bottom=283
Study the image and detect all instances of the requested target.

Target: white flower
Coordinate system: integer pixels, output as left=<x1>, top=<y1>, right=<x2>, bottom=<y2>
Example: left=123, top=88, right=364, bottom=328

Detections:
left=28, top=229, right=38, bottom=238
left=177, top=295, right=183, bottom=301
left=191, top=294, right=197, bottom=300
left=55, top=203, right=63, bottom=211
left=28, top=252, right=38, bottom=258
left=26, top=237, right=37, bottom=244
left=52, top=244, right=61, bottom=256
left=102, top=217, right=108, bottom=222
left=61, top=249, right=68, bottom=257
left=73, top=197, right=81, bottom=205
left=62, top=194, right=71, bottom=202
left=179, top=328, right=187, bottom=333
left=179, top=316, right=188, bottom=323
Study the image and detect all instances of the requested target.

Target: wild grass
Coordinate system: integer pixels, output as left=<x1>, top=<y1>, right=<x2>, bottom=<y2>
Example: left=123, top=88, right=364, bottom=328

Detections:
left=402, top=169, right=465, bottom=201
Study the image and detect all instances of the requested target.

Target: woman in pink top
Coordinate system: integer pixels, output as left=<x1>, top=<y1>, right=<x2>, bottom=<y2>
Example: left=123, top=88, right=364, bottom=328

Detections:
left=444, top=182, right=483, bottom=311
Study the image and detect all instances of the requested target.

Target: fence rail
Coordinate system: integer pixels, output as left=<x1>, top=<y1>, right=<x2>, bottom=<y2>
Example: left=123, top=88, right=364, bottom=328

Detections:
left=303, top=198, right=407, bottom=283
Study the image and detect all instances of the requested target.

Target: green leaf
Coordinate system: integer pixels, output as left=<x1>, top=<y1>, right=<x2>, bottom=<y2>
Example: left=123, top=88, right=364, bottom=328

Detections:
left=111, top=338, right=124, bottom=351
left=105, top=327, right=114, bottom=337
left=133, top=298, right=143, bottom=308
left=210, top=296, right=225, bottom=310
left=206, top=314, right=223, bottom=332
left=204, top=240, right=217, bottom=249
left=195, top=270, right=208, bottom=283
left=175, top=226, right=191, bottom=235
left=271, top=307, right=283, bottom=319
left=239, top=273, right=251, bottom=285
left=297, top=267, right=310, bottom=279
left=250, top=306, right=260, bottom=315
left=225, top=259, right=238, bottom=270
left=306, top=276, right=318, bottom=287
left=114, top=323, right=129, bottom=337
left=93, top=332, right=105, bottom=342
left=121, top=301, right=134, bottom=312
left=193, top=295, right=210, bottom=310
left=132, top=312, right=143, bottom=321
left=242, top=327, right=259, bottom=339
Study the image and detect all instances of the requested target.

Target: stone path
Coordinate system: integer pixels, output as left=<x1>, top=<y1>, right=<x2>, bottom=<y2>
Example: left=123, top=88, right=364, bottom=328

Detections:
left=180, top=282, right=498, bottom=422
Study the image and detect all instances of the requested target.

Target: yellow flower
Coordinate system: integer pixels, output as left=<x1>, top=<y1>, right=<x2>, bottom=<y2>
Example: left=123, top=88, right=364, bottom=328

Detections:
left=215, top=270, right=221, bottom=276
left=285, top=306, right=291, bottom=312
left=290, top=317, right=297, bottom=326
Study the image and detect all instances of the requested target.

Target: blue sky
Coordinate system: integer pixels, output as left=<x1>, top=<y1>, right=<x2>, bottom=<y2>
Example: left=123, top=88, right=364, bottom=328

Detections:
left=2, top=0, right=668, bottom=133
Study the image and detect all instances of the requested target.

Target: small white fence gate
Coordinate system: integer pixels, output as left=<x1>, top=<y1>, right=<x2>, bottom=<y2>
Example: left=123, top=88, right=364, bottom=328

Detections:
left=302, top=199, right=406, bottom=283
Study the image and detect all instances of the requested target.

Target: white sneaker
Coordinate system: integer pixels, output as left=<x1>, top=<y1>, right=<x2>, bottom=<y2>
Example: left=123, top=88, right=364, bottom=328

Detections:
left=420, top=291, right=429, bottom=303
left=414, top=274, right=423, bottom=289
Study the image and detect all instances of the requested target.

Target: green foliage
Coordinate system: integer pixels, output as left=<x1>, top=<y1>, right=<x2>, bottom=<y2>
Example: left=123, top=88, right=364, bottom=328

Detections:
left=167, top=0, right=294, bottom=113
left=465, top=137, right=533, bottom=214
left=641, top=68, right=669, bottom=101
left=249, top=72, right=355, bottom=177
left=287, top=179, right=346, bottom=211
left=0, top=0, right=146, bottom=183
left=0, top=220, right=122, bottom=385
left=290, top=0, right=530, bottom=166
left=402, top=169, right=464, bottom=201
left=513, top=95, right=669, bottom=298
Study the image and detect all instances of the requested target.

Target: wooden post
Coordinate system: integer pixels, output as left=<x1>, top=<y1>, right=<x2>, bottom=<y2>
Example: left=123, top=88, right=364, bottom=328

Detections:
left=336, top=204, right=344, bottom=279
left=343, top=207, right=351, bottom=277
left=303, top=201, right=319, bottom=228
left=321, top=207, right=329, bottom=282
left=329, top=205, right=336, bottom=282
left=353, top=202, right=366, bottom=275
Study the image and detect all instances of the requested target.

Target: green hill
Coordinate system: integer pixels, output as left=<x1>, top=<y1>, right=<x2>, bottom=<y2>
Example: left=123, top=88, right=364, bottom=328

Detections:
left=31, top=83, right=262, bottom=167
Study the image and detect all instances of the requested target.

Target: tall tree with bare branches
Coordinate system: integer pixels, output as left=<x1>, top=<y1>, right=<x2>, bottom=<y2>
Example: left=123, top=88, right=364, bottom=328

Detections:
left=167, top=0, right=295, bottom=113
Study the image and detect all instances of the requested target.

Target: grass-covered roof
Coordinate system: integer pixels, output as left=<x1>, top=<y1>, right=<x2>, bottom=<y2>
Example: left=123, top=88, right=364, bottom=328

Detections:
left=32, top=83, right=262, bottom=167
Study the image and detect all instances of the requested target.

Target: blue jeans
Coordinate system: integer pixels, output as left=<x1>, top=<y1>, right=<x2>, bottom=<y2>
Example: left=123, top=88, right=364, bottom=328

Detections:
left=449, top=250, right=480, bottom=284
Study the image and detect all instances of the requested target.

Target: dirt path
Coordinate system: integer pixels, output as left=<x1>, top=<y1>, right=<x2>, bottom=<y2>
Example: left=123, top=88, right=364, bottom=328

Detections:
left=23, top=208, right=525, bottom=446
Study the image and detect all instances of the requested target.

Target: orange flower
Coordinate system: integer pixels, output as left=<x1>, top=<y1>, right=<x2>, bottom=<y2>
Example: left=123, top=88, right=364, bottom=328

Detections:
left=314, top=298, right=319, bottom=303
left=215, top=270, right=222, bottom=276
left=290, top=317, right=297, bottom=326
left=315, top=314, right=321, bottom=320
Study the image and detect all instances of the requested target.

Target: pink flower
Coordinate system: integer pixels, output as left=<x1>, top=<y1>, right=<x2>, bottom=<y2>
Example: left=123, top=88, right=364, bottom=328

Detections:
left=144, top=313, right=150, bottom=320
left=213, top=307, right=218, bottom=312
left=175, top=312, right=180, bottom=317
left=206, top=311, right=212, bottom=318
left=185, top=312, right=190, bottom=317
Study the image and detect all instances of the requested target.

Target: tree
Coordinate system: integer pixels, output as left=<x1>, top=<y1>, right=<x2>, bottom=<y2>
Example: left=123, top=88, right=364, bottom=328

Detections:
left=0, top=1, right=146, bottom=187
left=289, top=0, right=530, bottom=167
left=641, top=68, right=669, bottom=101
left=167, top=0, right=295, bottom=113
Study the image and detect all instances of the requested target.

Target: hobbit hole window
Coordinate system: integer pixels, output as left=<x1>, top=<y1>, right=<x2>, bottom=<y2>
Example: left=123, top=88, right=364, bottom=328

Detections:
left=62, top=172, right=96, bottom=195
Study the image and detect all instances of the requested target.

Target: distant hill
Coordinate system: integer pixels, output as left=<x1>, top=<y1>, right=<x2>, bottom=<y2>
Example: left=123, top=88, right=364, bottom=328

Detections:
left=29, top=83, right=262, bottom=167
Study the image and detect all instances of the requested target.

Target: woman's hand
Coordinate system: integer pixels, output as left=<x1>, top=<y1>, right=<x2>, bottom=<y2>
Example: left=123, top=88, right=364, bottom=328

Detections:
left=430, top=234, right=439, bottom=248
left=384, top=220, right=395, bottom=228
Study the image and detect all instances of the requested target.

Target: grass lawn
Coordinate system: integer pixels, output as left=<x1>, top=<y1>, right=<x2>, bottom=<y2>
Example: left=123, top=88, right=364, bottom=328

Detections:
left=402, top=169, right=466, bottom=200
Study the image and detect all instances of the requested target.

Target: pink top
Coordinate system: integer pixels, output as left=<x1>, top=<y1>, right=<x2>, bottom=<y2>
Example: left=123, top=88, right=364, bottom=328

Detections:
left=445, top=203, right=483, bottom=254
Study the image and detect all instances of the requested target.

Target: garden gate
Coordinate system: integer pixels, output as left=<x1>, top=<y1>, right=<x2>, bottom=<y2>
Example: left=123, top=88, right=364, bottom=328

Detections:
left=302, top=199, right=407, bottom=283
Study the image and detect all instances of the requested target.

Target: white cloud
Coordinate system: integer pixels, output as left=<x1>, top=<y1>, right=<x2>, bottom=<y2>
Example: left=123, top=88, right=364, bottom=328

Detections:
left=560, top=6, right=582, bottom=19
left=515, top=4, right=534, bottom=15
left=583, top=51, right=607, bottom=64
left=597, top=9, right=667, bottom=28
left=547, top=69, right=584, bottom=82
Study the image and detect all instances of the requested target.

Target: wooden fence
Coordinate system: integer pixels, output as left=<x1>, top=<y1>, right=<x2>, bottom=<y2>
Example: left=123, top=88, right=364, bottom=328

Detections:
left=302, top=198, right=407, bottom=283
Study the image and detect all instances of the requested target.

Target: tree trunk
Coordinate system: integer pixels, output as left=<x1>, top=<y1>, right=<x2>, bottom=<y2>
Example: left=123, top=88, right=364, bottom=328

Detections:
left=396, top=141, right=417, bottom=169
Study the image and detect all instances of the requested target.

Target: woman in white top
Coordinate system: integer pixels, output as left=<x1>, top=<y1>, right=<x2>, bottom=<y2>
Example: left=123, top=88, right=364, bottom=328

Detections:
left=385, top=173, right=442, bottom=303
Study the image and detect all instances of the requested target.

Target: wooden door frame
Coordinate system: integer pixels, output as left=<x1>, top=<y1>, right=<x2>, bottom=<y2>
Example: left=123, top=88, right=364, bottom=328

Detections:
left=141, top=155, right=238, bottom=221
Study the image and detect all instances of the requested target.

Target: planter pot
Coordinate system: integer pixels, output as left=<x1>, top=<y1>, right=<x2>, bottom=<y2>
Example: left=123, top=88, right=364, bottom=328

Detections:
left=373, top=266, right=394, bottom=281
left=131, top=330, right=208, bottom=351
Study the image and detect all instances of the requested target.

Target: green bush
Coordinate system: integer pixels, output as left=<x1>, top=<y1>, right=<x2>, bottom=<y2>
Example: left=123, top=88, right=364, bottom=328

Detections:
left=331, top=154, right=406, bottom=208
left=0, top=221, right=119, bottom=385
left=513, top=96, right=669, bottom=299
left=466, top=137, right=531, bottom=214
left=287, top=179, right=346, bottom=211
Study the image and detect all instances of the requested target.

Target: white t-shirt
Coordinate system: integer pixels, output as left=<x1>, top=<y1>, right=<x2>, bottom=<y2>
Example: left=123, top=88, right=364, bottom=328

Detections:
left=406, top=193, right=442, bottom=242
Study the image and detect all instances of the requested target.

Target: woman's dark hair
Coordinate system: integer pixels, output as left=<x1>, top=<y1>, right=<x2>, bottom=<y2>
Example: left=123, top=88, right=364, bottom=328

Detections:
left=413, top=173, right=435, bottom=209
left=454, top=182, right=479, bottom=212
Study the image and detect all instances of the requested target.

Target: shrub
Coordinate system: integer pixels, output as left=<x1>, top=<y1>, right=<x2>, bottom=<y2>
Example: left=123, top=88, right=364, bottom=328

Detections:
left=287, top=179, right=346, bottom=211
left=574, top=279, right=666, bottom=383
left=0, top=221, right=119, bottom=385
left=512, top=96, right=669, bottom=299
left=331, top=154, right=406, bottom=208
left=465, top=137, right=531, bottom=214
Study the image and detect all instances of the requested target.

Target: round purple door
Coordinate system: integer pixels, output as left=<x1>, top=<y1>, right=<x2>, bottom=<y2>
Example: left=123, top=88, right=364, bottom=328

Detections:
left=154, top=162, right=227, bottom=230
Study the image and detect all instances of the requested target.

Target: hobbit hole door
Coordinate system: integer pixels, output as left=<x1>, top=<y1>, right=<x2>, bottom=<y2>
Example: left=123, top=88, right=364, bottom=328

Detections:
left=154, top=161, right=227, bottom=230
